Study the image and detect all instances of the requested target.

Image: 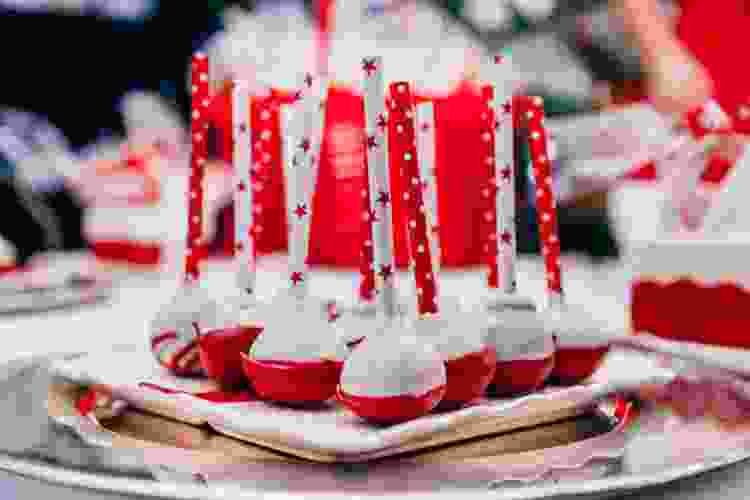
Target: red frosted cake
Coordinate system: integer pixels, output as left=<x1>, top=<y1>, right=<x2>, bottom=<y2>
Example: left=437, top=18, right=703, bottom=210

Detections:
left=630, top=235, right=750, bottom=349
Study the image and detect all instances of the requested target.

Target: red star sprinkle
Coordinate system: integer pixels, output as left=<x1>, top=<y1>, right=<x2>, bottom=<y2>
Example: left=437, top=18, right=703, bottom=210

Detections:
left=494, top=55, right=504, bottom=64
left=420, top=122, right=430, bottom=133
left=239, top=124, right=247, bottom=133
left=362, top=58, right=378, bottom=76
left=376, top=114, right=387, bottom=132
left=294, top=204, right=308, bottom=219
left=304, top=73, right=314, bottom=88
left=237, top=182, right=246, bottom=191
left=503, top=102, right=512, bottom=114
left=378, top=265, right=393, bottom=281
left=292, top=90, right=303, bottom=103
left=500, top=167, right=512, bottom=181
left=500, top=232, right=512, bottom=245
left=298, top=138, right=311, bottom=152
left=290, top=272, right=304, bottom=286
left=366, top=135, right=378, bottom=150
left=376, top=191, right=390, bottom=206
left=367, top=208, right=379, bottom=223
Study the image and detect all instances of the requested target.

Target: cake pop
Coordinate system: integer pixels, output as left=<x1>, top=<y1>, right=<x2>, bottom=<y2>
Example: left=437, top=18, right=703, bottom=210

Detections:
left=338, top=328, right=447, bottom=424
left=413, top=306, right=497, bottom=409
left=485, top=308, right=556, bottom=396
left=543, top=305, right=612, bottom=385
left=241, top=293, right=347, bottom=405
left=149, top=281, right=222, bottom=377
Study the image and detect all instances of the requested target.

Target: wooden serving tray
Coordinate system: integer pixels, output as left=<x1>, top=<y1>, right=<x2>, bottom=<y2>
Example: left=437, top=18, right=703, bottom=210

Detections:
left=48, top=380, right=615, bottom=466
left=50, top=349, right=630, bottom=463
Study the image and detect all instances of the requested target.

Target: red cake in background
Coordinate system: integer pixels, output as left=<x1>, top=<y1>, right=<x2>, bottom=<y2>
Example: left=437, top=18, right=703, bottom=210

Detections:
left=630, top=235, right=750, bottom=349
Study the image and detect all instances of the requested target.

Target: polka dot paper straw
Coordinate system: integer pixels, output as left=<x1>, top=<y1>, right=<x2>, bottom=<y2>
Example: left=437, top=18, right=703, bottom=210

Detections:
left=389, top=81, right=438, bottom=316
left=479, top=86, right=498, bottom=288
left=232, top=80, right=256, bottom=295
left=186, top=52, right=210, bottom=283
left=490, top=55, right=518, bottom=295
left=286, top=73, right=325, bottom=299
left=415, top=101, right=441, bottom=274
left=362, top=57, right=399, bottom=318
left=524, top=96, right=563, bottom=308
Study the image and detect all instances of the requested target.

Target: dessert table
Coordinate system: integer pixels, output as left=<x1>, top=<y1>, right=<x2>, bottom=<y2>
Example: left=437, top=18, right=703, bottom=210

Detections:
left=1, top=256, right=749, bottom=500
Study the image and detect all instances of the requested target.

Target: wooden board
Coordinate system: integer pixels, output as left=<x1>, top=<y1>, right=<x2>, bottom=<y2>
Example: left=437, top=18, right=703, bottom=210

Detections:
left=48, top=381, right=614, bottom=466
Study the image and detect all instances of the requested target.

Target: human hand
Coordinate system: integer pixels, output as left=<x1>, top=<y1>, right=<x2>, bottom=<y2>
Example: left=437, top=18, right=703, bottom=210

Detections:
left=646, top=44, right=714, bottom=119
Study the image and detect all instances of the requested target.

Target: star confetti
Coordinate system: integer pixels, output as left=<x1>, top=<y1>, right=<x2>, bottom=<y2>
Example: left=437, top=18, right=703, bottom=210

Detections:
left=376, top=114, right=387, bottom=133
left=366, top=135, right=378, bottom=150
left=292, top=90, right=303, bottom=103
left=494, top=54, right=504, bottom=64
left=298, top=138, right=311, bottom=152
left=500, top=231, right=512, bottom=245
left=362, top=58, right=377, bottom=76
left=420, top=122, right=431, bottom=133
left=239, top=124, right=247, bottom=134
left=294, top=204, right=308, bottom=219
left=367, top=208, right=379, bottom=223
left=376, top=191, right=391, bottom=206
left=378, top=264, right=393, bottom=281
left=290, top=272, right=304, bottom=286
left=237, top=182, right=246, bottom=191
left=500, top=167, right=512, bottom=181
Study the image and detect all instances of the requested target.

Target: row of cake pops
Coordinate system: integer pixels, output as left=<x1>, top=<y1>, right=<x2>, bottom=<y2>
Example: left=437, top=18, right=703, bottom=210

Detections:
left=150, top=53, right=611, bottom=424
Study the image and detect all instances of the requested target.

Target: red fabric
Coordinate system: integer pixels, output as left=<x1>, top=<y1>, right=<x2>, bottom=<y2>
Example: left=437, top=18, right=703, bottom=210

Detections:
left=632, top=279, right=750, bottom=349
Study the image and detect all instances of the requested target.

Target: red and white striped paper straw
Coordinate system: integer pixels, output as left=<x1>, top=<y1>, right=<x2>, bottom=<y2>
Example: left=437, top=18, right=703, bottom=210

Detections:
left=286, top=73, right=325, bottom=299
left=490, top=55, right=518, bottom=295
left=362, top=57, right=399, bottom=317
left=232, top=80, right=256, bottom=295
left=415, top=100, right=440, bottom=274
left=389, top=81, right=438, bottom=316
left=185, top=52, right=210, bottom=283
left=524, top=96, right=563, bottom=308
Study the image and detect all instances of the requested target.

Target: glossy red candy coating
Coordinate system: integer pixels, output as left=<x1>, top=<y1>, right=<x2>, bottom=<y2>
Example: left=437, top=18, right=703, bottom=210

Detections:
left=336, top=384, right=447, bottom=425
left=197, top=326, right=262, bottom=388
left=487, top=355, right=554, bottom=397
left=241, top=353, right=343, bottom=404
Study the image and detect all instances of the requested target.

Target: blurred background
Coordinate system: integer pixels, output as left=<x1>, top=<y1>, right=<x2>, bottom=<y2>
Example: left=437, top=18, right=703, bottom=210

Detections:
left=0, top=0, right=681, bottom=281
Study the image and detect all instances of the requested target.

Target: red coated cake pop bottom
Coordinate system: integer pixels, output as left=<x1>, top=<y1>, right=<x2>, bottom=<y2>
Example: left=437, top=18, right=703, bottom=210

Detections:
left=488, top=356, right=555, bottom=397
left=336, top=385, right=447, bottom=425
left=197, top=326, right=263, bottom=388
left=439, top=346, right=497, bottom=410
left=241, top=354, right=343, bottom=405
left=550, top=345, right=609, bottom=386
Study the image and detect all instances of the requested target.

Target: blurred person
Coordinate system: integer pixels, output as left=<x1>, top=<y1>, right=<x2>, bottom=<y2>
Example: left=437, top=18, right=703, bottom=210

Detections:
left=618, top=0, right=749, bottom=164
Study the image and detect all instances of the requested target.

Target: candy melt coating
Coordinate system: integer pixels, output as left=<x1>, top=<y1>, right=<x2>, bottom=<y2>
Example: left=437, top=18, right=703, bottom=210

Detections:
left=413, top=312, right=489, bottom=360
left=340, top=333, right=446, bottom=398
left=485, top=309, right=555, bottom=361
left=541, top=305, right=615, bottom=349
left=249, top=296, right=348, bottom=362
